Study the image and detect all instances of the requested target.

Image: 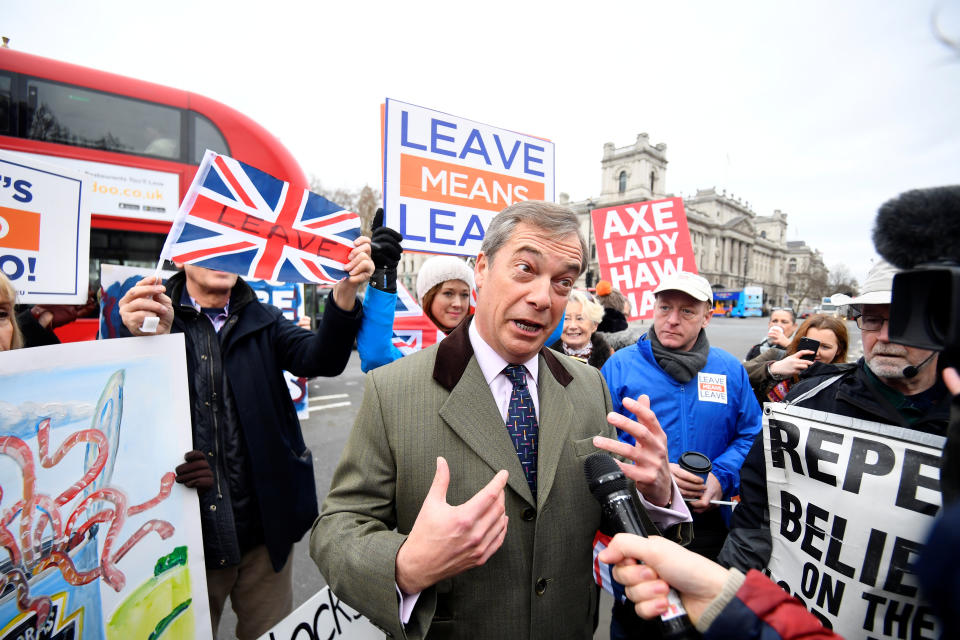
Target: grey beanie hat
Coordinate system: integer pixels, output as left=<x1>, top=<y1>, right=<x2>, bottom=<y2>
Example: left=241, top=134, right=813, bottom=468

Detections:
left=416, top=255, right=475, bottom=302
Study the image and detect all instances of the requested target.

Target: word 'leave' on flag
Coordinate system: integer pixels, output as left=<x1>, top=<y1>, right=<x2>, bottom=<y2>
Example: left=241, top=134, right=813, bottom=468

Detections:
left=391, top=281, right=446, bottom=355
left=159, top=150, right=360, bottom=284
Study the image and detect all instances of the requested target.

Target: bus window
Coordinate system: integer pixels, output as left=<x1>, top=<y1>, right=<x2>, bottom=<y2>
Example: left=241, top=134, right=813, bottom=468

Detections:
left=24, top=78, right=181, bottom=160
left=191, top=111, right=229, bottom=163
left=0, top=74, right=11, bottom=135
left=88, top=228, right=168, bottom=290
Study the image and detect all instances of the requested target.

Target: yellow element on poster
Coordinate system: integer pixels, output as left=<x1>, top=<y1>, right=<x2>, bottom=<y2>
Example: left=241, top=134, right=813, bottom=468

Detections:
left=106, top=546, right=193, bottom=639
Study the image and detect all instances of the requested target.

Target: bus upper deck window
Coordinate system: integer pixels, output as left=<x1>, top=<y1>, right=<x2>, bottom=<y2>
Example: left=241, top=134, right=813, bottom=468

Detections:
left=191, top=112, right=229, bottom=164
left=25, top=79, right=181, bottom=159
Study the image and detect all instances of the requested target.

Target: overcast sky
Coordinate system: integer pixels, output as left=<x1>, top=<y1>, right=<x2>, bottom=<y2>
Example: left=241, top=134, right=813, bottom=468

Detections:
left=7, top=0, right=960, bottom=283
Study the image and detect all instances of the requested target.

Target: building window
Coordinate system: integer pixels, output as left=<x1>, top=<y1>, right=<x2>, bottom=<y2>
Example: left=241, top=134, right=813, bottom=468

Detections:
left=760, top=230, right=767, bottom=239
left=789, top=258, right=797, bottom=273
left=618, top=171, right=627, bottom=194
left=649, top=171, right=656, bottom=192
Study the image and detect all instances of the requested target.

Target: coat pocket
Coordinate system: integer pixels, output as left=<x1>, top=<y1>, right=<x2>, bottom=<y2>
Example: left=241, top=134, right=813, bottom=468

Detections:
left=572, top=435, right=602, bottom=459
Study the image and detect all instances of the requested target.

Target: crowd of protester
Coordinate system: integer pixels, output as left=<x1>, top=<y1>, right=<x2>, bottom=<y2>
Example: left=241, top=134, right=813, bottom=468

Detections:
left=3, top=187, right=957, bottom=640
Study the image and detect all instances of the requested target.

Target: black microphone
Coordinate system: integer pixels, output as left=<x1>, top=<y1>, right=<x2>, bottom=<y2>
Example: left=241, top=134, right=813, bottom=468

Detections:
left=873, top=186, right=960, bottom=269
left=584, top=453, right=700, bottom=639
left=903, top=352, right=938, bottom=379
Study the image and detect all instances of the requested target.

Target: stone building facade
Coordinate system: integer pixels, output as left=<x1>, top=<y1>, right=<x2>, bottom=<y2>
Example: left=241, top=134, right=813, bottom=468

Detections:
left=559, top=133, right=826, bottom=310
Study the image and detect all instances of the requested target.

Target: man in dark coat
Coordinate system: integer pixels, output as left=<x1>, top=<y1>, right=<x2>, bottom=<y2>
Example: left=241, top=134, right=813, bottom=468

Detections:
left=118, top=241, right=372, bottom=639
left=719, top=259, right=949, bottom=573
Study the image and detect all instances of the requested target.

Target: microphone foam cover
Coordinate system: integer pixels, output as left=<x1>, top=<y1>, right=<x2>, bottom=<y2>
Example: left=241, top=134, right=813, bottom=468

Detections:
left=873, top=186, right=960, bottom=269
left=584, top=453, right=633, bottom=500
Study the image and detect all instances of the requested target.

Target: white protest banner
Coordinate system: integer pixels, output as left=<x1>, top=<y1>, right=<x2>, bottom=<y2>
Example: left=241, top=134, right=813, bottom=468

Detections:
left=0, top=334, right=212, bottom=639
left=3, top=150, right=179, bottom=222
left=0, top=149, right=91, bottom=304
left=763, top=403, right=944, bottom=639
left=259, top=586, right=380, bottom=640
left=382, top=99, right=554, bottom=257
left=590, top=197, right=696, bottom=319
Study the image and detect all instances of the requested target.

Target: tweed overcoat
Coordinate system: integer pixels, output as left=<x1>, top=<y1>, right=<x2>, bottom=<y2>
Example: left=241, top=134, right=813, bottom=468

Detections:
left=311, top=318, right=617, bottom=639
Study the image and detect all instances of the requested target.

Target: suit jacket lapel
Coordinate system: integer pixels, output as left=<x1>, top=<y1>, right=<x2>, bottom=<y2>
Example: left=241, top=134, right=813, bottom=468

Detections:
left=439, top=358, right=534, bottom=504
left=433, top=319, right=577, bottom=506
left=535, top=352, right=577, bottom=508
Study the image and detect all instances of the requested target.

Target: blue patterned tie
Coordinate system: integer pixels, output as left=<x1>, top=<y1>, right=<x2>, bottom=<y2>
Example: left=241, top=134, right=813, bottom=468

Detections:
left=504, top=364, right=538, bottom=499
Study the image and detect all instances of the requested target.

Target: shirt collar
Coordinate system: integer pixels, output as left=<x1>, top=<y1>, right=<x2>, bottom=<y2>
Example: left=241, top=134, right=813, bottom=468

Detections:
left=180, top=288, right=230, bottom=315
left=468, top=320, right=539, bottom=386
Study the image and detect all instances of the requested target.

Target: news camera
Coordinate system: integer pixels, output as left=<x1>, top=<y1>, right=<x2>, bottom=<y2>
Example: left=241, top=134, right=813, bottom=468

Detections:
left=872, top=186, right=960, bottom=365
left=873, top=186, right=960, bottom=504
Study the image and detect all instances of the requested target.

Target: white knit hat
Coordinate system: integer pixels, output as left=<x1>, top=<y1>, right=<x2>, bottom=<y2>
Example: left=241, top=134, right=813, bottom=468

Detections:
left=416, top=255, right=475, bottom=302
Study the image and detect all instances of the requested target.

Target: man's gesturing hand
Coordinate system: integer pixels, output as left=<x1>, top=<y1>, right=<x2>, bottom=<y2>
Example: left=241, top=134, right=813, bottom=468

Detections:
left=593, top=395, right=674, bottom=507
left=395, top=457, right=509, bottom=595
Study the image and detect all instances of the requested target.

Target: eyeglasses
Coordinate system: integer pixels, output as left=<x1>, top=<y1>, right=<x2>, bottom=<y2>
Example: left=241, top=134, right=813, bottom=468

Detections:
left=856, top=315, right=889, bottom=332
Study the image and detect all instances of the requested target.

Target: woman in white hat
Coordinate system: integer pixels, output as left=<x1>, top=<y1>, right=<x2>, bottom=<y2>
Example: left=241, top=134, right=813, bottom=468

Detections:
left=415, top=255, right=474, bottom=334
left=358, top=255, right=474, bottom=371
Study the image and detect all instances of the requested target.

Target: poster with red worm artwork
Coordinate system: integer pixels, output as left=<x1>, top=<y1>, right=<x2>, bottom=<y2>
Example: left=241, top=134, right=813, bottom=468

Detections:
left=0, top=334, right=210, bottom=639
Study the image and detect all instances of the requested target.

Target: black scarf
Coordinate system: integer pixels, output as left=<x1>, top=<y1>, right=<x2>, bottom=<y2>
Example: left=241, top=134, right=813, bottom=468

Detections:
left=648, top=326, right=710, bottom=383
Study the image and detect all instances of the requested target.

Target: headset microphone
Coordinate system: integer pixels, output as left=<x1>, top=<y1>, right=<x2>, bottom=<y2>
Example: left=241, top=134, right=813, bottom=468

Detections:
left=902, top=352, right=938, bottom=379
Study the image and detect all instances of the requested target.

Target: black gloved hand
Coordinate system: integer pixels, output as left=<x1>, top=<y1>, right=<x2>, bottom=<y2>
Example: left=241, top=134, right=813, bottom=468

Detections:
left=369, top=208, right=402, bottom=293
left=175, top=450, right=214, bottom=493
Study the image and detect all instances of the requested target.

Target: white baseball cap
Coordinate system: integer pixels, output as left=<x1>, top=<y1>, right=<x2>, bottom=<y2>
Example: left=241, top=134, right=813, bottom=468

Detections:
left=653, top=271, right=714, bottom=303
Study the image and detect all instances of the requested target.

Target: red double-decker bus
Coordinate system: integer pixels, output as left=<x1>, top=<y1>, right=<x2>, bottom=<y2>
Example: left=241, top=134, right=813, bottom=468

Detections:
left=0, top=47, right=307, bottom=339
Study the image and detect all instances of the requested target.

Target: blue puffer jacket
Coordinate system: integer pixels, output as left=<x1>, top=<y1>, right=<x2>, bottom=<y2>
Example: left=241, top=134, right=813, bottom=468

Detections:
left=601, top=333, right=762, bottom=498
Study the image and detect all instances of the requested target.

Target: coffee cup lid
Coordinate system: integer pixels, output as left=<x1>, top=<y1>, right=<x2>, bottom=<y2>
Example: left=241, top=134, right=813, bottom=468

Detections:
left=679, top=451, right=712, bottom=473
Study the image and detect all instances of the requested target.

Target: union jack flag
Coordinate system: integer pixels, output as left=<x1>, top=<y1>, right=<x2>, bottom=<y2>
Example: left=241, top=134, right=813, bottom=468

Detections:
left=391, top=281, right=446, bottom=355
left=159, top=151, right=360, bottom=283
left=592, top=531, right=629, bottom=604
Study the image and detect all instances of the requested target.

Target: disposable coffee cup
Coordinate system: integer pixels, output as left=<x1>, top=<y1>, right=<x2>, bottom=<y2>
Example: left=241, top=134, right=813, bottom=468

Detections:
left=679, top=451, right=712, bottom=482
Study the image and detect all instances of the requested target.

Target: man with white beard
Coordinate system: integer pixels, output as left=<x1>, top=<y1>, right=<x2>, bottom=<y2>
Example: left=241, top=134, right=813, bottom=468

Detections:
left=718, top=258, right=951, bottom=571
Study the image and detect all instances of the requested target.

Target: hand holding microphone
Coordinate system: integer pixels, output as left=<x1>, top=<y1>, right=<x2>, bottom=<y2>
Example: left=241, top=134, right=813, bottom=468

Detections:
left=598, top=533, right=728, bottom=628
left=585, top=453, right=700, bottom=638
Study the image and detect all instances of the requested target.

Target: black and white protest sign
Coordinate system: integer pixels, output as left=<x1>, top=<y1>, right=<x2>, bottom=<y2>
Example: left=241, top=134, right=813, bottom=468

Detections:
left=763, top=403, right=945, bottom=640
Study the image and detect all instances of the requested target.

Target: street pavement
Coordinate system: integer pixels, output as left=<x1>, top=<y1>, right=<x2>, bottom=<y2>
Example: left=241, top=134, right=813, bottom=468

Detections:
left=218, top=315, right=863, bottom=639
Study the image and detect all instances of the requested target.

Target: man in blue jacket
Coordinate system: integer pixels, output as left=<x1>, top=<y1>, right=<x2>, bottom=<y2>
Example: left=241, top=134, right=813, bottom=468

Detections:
left=602, top=271, right=762, bottom=639
left=118, top=241, right=372, bottom=640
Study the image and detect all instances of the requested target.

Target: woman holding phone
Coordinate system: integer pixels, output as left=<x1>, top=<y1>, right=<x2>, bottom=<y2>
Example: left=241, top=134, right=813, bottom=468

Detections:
left=743, top=314, right=850, bottom=405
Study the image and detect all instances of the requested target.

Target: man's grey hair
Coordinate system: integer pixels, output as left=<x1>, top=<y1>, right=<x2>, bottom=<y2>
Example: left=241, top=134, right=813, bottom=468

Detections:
left=480, top=201, right=587, bottom=274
